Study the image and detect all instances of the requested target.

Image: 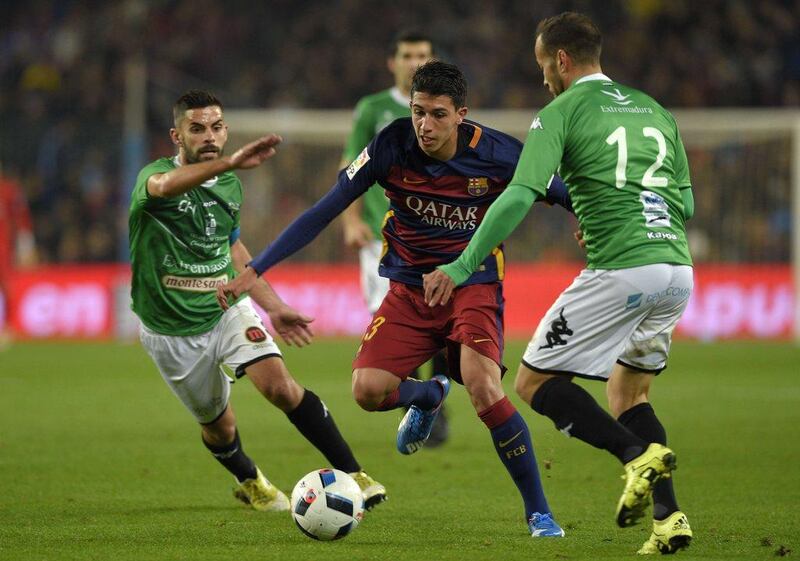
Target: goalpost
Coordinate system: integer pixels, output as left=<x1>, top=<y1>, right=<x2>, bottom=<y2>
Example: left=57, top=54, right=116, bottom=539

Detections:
left=226, top=108, right=800, bottom=340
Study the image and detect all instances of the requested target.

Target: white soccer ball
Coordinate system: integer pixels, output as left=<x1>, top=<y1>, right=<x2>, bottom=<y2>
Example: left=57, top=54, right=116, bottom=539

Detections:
left=290, top=468, right=365, bottom=541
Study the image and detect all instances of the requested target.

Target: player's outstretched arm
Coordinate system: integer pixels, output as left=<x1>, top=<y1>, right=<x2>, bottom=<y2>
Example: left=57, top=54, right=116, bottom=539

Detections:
left=228, top=134, right=283, bottom=170
left=229, top=240, right=314, bottom=346
left=147, top=135, right=282, bottom=198
left=218, top=180, right=365, bottom=312
left=423, top=184, right=537, bottom=306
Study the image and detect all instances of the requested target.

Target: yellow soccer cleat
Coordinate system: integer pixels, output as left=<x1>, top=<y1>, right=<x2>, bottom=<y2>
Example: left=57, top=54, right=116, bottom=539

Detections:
left=233, top=468, right=290, bottom=512
left=616, top=443, right=677, bottom=528
left=637, top=511, right=693, bottom=554
left=349, top=471, right=387, bottom=511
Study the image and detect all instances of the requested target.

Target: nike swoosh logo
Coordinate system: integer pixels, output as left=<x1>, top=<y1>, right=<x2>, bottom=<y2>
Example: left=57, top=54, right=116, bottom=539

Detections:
left=499, top=430, right=523, bottom=448
left=403, top=176, right=427, bottom=185
left=472, top=338, right=492, bottom=343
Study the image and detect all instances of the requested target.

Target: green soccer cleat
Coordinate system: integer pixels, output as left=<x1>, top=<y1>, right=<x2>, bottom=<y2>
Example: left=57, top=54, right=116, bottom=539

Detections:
left=349, top=470, right=387, bottom=511
left=616, top=443, right=677, bottom=528
left=637, top=511, right=693, bottom=554
left=233, top=467, right=290, bottom=512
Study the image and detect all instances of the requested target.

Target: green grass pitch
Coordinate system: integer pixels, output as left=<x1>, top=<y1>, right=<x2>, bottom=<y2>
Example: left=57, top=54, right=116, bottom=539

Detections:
left=1, top=339, right=798, bottom=560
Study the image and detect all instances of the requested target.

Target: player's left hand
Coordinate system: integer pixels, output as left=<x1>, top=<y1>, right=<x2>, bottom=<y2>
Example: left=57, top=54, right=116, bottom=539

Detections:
left=268, top=305, right=315, bottom=347
left=423, top=269, right=456, bottom=307
left=217, top=266, right=259, bottom=310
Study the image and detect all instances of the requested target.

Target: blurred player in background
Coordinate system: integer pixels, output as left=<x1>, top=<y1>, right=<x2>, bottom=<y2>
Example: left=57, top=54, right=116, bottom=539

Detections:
left=129, top=90, right=386, bottom=513
left=0, top=163, right=38, bottom=345
left=423, top=12, right=693, bottom=554
left=220, top=61, right=574, bottom=537
left=340, top=29, right=450, bottom=446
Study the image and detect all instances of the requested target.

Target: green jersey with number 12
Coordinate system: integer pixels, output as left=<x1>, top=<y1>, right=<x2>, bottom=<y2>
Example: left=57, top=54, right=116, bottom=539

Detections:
left=510, top=74, right=692, bottom=269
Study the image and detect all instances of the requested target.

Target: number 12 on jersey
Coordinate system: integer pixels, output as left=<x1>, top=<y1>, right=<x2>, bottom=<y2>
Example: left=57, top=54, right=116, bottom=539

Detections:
left=605, top=126, right=668, bottom=189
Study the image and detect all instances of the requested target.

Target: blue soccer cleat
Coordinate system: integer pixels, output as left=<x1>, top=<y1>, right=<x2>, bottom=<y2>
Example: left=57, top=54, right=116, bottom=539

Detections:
left=528, top=512, right=565, bottom=537
left=396, top=375, right=450, bottom=455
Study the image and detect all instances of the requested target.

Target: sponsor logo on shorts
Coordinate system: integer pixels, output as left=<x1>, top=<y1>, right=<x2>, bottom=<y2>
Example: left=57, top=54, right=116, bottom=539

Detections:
left=467, top=177, right=489, bottom=196
left=538, top=307, right=573, bottom=350
left=625, top=293, right=643, bottom=310
left=646, top=287, right=692, bottom=304
left=245, top=326, right=267, bottom=343
left=162, top=274, right=228, bottom=292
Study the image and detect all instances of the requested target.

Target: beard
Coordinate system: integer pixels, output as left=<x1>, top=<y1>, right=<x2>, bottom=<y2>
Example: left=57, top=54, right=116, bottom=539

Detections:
left=185, top=145, right=223, bottom=164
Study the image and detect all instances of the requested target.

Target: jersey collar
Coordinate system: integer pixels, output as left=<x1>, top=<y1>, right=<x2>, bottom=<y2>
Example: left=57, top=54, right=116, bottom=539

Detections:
left=389, top=86, right=410, bottom=107
left=574, top=72, right=612, bottom=86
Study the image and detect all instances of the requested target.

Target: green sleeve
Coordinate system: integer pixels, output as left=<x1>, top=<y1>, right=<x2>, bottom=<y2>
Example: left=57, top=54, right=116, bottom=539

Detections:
left=232, top=174, right=243, bottom=230
left=439, top=185, right=537, bottom=285
left=342, top=99, right=374, bottom=163
left=672, top=118, right=692, bottom=189
left=507, top=105, right=567, bottom=197
left=681, top=187, right=694, bottom=220
left=671, top=118, right=693, bottom=220
left=130, top=159, right=172, bottom=211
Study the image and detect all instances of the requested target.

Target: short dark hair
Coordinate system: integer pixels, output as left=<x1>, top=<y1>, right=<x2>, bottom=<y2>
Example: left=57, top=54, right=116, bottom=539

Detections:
left=536, top=12, right=602, bottom=66
left=410, top=61, right=467, bottom=109
left=173, top=90, right=223, bottom=124
left=390, top=29, right=433, bottom=57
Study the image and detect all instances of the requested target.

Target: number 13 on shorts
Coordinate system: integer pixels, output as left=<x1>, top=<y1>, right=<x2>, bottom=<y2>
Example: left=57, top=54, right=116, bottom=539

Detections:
left=363, top=316, right=386, bottom=341
left=355, top=316, right=386, bottom=357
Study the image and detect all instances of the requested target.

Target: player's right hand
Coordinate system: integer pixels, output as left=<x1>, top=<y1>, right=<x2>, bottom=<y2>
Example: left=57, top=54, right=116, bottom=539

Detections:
left=217, top=266, right=259, bottom=310
left=228, top=134, right=283, bottom=170
left=343, top=219, right=374, bottom=249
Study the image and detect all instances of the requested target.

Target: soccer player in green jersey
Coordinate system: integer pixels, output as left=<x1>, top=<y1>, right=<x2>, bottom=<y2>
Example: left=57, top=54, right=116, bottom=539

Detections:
left=423, top=13, right=693, bottom=554
left=340, top=30, right=450, bottom=446
left=129, top=90, right=386, bottom=512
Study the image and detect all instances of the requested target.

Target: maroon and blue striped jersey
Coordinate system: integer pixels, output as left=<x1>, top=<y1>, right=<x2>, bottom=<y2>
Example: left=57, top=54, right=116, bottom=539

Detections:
left=249, top=118, right=568, bottom=285
left=359, top=118, right=520, bottom=285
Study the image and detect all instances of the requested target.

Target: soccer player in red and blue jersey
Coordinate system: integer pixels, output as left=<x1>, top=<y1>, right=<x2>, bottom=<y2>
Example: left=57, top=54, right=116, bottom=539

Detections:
left=218, top=61, right=572, bottom=537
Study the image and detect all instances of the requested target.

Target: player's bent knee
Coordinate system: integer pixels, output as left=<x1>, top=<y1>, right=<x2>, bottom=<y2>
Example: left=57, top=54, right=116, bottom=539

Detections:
left=246, top=358, right=301, bottom=409
left=202, top=417, right=236, bottom=446
left=515, top=367, right=545, bottom=404
left=514, top=373, right=535, bottom=403
left=351, top=382, right=384, bottom=411
left=462, top=374, right=504, bottom=412
left=351, top=369, right=394, bottom=411
left=517, top=366, right=566, bottom=406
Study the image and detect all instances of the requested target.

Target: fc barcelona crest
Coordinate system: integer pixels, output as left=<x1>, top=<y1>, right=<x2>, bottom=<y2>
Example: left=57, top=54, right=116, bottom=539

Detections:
left=467, top=177, right=489, bottom=196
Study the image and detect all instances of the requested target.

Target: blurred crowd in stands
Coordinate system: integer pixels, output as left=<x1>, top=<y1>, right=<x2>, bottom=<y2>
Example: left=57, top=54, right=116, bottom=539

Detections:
left=1, top=0, right=798, bottom=265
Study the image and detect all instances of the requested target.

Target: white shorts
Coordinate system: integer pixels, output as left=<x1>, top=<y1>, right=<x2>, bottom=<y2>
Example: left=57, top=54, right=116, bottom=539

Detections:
left=359, top=240, right=390, bottom=314
left=139, top=297, right=282, bottom=424
left=522, top=264, right=693, bottom=380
